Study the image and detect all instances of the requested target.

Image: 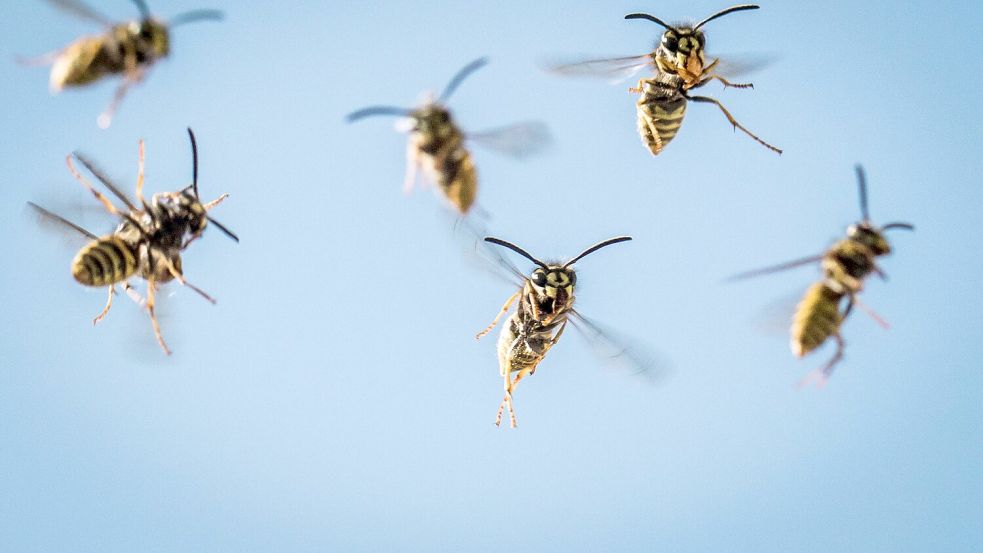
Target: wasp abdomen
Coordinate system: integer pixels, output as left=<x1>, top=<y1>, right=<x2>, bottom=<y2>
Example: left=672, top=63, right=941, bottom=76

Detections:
left=790, top=282, right=844, bottom=357
left=435, top=148, right=477, bottom=214
left=637, top=79, right=688, bottom=156
left=71, top=236, right=138, bottom=287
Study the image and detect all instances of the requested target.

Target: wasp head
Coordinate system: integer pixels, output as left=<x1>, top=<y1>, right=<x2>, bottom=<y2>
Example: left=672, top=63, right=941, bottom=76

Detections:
left=150, top=189, right=207, bottom=248
left=657, top=27, right=706, bottom=75
left=847, top=222, right=891, bottom=256
left=528, top=266, right=577, bottom=320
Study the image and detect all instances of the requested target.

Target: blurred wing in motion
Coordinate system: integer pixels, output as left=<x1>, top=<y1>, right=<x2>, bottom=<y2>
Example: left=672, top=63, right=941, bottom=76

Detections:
left=27, top=201, right=101, bottom=251
left=706, top=53, right=778, bottom=81
left=544, top=53, right=656, bottom=83
left=749, top=289, right=803, bottom=338
left=569, top=309, right=672, bottom=384
left=468, top=121, right=552, bottom=159
left=72, top=153, right=138, bottom=211
left=46, top=0, right=113, bottom=26
left=452, top=217, right=525, bottom=288
left=725, top=254, right=824, bottom=282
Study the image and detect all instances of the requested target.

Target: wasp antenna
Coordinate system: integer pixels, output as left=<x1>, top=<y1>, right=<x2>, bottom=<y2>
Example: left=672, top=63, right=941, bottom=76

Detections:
left=564, top=236, right=632, bottom=268
left=694, top=4, right=760, bottom=30
left=624, top=13, right=673, bottom=30
left=170, top=9, right=224, bottom=27
left=882, top=222, right=915, bottom=232
left=484, top=237, right=548, bottom=269
left=345, top=106, right=413, bottom=123
left=187, top=128, right=200, bottom=198
left=854, top=164, right=869, bottom=221
left=438, top=57, right=489, bottom=103
left=206, top=216, right=239, bottom=243
left=131, top=0, right=151, bottom=19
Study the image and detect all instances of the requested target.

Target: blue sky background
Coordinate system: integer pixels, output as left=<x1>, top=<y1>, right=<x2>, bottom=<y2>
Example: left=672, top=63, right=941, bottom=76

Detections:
left=1, top=1, right=981, bottom=551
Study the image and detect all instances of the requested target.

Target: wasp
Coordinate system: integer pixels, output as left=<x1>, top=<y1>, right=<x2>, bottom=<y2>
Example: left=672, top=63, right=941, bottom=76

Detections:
left=548, top=4, right=780, bottom=155
left=346, top=58, right=550, bottom=215
left=29, top=128, right=238, bottom=355
left=22, top=0, right=223, bottom=128
left=728, top=166, right=913, bottom=386
left=476, top=235, right=643, bottom=428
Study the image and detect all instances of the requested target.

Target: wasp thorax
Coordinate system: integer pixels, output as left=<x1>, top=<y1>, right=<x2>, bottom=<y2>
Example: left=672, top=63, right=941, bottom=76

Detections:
left=848, top=223, right=891, bottom=255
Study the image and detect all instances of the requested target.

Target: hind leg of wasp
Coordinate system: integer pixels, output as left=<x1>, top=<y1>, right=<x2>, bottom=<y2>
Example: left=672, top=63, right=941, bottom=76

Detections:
left=135, top=139, right=147, bottom=206
left=685, top=93, right=782, bottom=154
left=796, top=334, right=845, bottom=389
left=403, top=143, right=421, bottom=194
left=162, top=257, right=217, bottom=304
left=476, top=291, right=519, bottom=340
left=144, top=276, right=171, bottom=355
left=97, top=71, right=142, bottom=129
left=92, top=285, right=116, bottom=325
left=851, top=295, right=891, bottom=329
left=496, top=367, right=534, bottom=428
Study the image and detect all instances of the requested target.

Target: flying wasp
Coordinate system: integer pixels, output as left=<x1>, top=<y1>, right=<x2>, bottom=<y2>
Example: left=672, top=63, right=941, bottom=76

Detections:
left=346, top=58, right=550, bottom=215
left=476, top=235, right=647, bottom=428
left=21, top=0, right=223, bottom=128
left=728, top=166, right=913, bottom=386
left=548, top=4, right=781, bottom=155
left=29, top=128, right=238, bottom=355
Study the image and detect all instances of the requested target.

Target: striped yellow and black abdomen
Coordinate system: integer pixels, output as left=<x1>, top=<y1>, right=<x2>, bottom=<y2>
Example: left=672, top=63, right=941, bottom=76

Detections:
left=790, top=282, right=845, bottom=358
left=434, top=145, right=477, bottom=214
left=636, top=78, right=688, bottom=156
left=71, top=235, right=138, bottom=287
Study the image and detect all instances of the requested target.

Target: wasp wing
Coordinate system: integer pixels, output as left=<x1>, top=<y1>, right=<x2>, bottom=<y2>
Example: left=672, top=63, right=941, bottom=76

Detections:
left=27, top=200, right=102, bottom=254
left=725, top=254, right=825, bottom=282
left=544, top=53, right=656, bottom=84
left=467, top=121, right=552, bottom=159
left=45, top=0, right=114, bottom=26
left=568, top=309, right=671, bottom=384
left=705, top=52, right=778, bottom=80
left=72, top=153, right=139, bottom=212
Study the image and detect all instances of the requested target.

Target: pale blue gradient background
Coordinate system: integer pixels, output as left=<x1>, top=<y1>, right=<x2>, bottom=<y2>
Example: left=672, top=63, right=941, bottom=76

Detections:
left=1, top=1, right=981, bottom=551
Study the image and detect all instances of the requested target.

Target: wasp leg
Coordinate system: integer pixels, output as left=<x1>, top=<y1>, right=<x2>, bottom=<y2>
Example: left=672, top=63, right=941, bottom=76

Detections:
left=135, top=139, right=147, bottom=206
left=66, top=155, right=124, bottom=217
left=475, top=291, right=520, bottom=340
left=496, top=366, right=535, bottom=428
left=403, top=142, right=421, bottom=194
left=204, top=193, right=230, bottom=211
left=97, top=65, right=146, bottom=129
left=163, top=257, right=217, bottom=304
left=852, top=295, right=890, bottom=329
left=708, top=75, right=754, bottom=89
left=92, top=285, right=116, bottom=325
left=628, top=78, right=645, bottom=94
left=123, top=281, right=144, bottom=306
left=145, top=276, right=171, bottom=355
left=684, top=93, right=782, bottom=154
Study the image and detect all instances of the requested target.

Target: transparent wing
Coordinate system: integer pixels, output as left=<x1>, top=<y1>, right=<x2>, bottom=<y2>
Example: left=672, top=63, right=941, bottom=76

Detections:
left=452, top=217, right=525, bottom=288
left=569, top=309, right=672, bottom=384
left=27, top=201, right=102, bottom=252
left=705, top=52, right=779, bottom=80
left=45, top=0, right=113, bottom=26
left=725, top=254, right=824, bottom=282
left=543, top=53, right=656, bottom=84
left=72, top=153, right=139, bottom=212
left=467, top=121, right=552, bottom=159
